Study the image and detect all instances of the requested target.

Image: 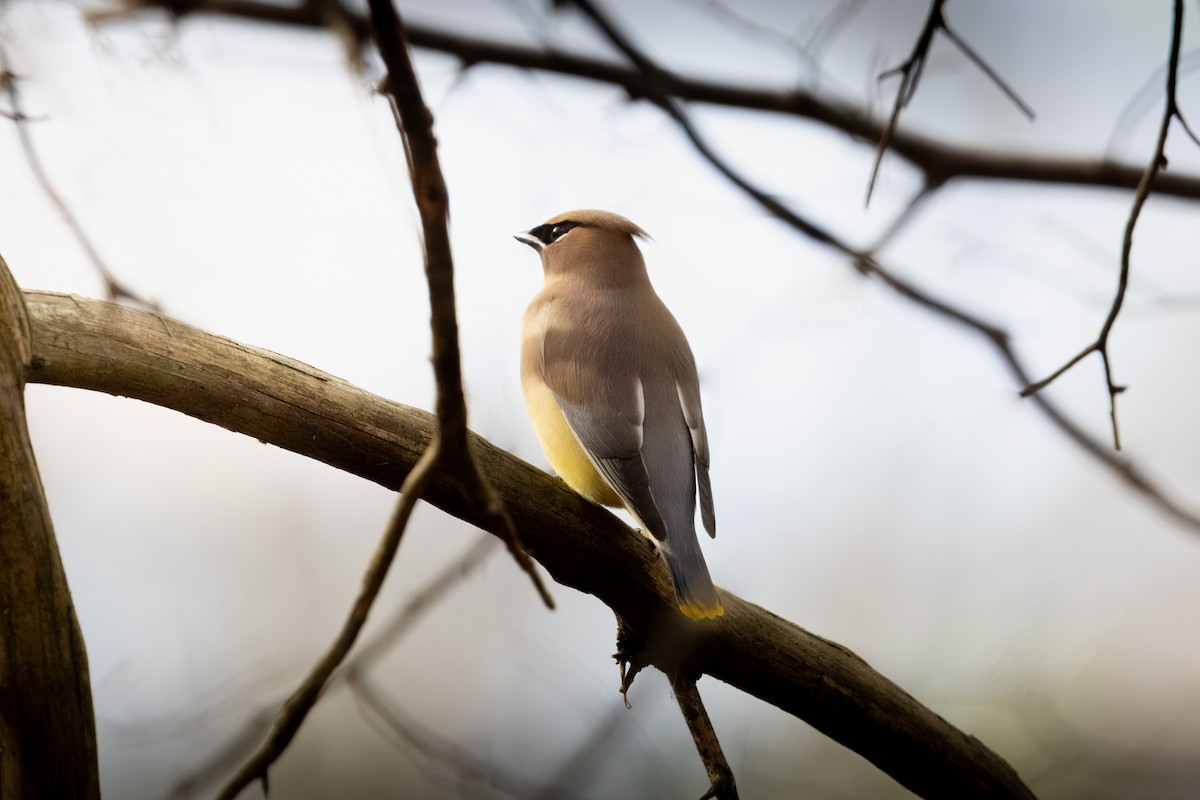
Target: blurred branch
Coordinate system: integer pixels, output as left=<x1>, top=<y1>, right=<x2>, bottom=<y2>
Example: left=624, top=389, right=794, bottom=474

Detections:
left=340, top=533, right=498, bottom=672
left=347, top=671, right=551, bottom=799
left=0, top=42, right=160, bottom=310
left=563, top=0, right=1200, bottom=536
left=672, top=678, right=739, bottom=800
left=21, top=289, right=1036, bottom=799
left=163, top=535, right=496, bottom=800
left=1021, top=0, right=1196, bottom=450
left=214, top=445, right=441, bottom=800
left=96, top=0, right=1200, bottom=201
left=163, top=709, right=274, bottom=800
left=867, top=0, right=1034, bottom=204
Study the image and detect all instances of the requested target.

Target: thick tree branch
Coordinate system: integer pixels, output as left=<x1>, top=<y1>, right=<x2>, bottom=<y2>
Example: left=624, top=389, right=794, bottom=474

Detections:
left=1021, top=0, right=1196, bottom=450
left=104, top=0, right=1200, bottom=201
left=19, top=288, right=1034, bottom=799
left=0, top=262, right=99, bottom=799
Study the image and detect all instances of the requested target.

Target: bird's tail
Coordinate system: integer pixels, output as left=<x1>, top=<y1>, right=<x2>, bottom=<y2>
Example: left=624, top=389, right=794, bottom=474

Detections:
left=664, top=533, right=723, bottom=621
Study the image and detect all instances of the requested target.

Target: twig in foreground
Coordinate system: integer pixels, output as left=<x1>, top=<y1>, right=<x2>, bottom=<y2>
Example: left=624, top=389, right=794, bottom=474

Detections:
left=370, top=0, right=553, bottom=610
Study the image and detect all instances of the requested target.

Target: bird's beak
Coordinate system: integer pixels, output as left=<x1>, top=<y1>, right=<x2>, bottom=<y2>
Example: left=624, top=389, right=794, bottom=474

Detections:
left=513, top=231, right=542, bottom=252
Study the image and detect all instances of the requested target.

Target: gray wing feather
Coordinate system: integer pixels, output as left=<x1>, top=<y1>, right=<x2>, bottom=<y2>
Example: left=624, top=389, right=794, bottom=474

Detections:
left=676, top=371, right=716, bottom=538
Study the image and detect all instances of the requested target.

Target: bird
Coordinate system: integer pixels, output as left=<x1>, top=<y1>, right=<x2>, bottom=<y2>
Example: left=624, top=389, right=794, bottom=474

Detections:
left=514, top=209, right=722, bottom=620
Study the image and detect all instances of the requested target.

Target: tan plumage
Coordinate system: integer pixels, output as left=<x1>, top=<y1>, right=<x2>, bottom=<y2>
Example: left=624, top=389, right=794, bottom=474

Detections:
left=515, top=210, right=722, bottom=620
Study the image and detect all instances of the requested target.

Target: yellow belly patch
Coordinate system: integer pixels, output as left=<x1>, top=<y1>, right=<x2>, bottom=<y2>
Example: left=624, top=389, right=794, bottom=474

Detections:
left=524, top=382, right=622, bottom=507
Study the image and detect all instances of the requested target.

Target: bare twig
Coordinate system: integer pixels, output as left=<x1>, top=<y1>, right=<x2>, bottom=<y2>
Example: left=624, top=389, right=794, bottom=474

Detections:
left=867, top=0, right=944, bottom=205
left=939, top=19, right=1036, bottom=121
left=214, top=1, right=547, bottom=793
left=369, top=0, right=553, bottom=610
left=867, top=0, right=1034, bottom=204
left=1021, top=0, right=1196, bottom=450
left=672, top=679, right=739, bottom=800
left=0, top=42, right=160, bottom=310
left=563, top=0, right=1200, bottom=535
left=106, top=0, right=1200, bottom=202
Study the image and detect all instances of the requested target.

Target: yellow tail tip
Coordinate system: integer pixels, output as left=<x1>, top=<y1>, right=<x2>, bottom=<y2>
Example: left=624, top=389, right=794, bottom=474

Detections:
left=679, top=601, right=725, bottom=621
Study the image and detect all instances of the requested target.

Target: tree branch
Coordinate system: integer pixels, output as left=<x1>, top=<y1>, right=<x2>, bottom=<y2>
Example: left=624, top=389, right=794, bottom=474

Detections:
left=672, top=679, right=739, bottom=800
left=369, top=0, right=552, bottom=609
left=100, top=0, right=1200, bottom=201
left=0, top=262, right=99, bottom=799
left=1021, top=0, right=1196, bottom=450
left=19, top=288, right=1034, bottom=799
left=214, top=3, right=551, bottom=794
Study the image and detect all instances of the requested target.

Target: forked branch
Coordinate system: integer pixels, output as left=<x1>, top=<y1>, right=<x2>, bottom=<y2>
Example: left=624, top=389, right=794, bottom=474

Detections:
left=867, top=0, right=1035, bottom=204
left=1021, top=0, right=1196, bottom=450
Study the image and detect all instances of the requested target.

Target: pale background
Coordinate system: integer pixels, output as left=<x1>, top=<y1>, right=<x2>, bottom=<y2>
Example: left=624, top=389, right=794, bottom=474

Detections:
left=3, top=1, right=1200, bottom=798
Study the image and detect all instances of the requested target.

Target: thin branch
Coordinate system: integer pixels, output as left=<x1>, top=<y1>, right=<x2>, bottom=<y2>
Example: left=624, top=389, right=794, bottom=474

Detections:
left=939, top=19, right=1036, bottom=121
left=1022, top=0, right=1196, bottom=450
left=557, top=0, right=1200, bottom=537
left=212, top=2, right=550, bottom=792
left=104, top=0, right=1200, bottom=202
left=213, top=444, right=440, bottom=800
left=0, top=42, right=160, bottom=311
left=867, top=0, right=1035, bottom=204
left=672, top=678, right=739, bottom=800
left=368, top=0, right=553, bottom=610
left=867, top=0, right=944, bottom=205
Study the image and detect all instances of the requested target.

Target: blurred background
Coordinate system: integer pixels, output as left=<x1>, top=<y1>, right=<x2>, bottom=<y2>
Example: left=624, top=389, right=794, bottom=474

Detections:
left=3, top=0, right=1200, bottom=797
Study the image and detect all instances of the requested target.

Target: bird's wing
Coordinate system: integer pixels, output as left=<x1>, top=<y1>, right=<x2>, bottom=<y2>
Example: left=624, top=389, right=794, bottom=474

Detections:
left=676, top=372, right=716, bottom=538
left=540, top=330, right=670, bottom=540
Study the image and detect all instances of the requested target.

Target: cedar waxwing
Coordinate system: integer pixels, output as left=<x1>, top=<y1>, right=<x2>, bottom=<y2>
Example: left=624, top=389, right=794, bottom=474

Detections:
left=514, top=210, right=722, bottom=620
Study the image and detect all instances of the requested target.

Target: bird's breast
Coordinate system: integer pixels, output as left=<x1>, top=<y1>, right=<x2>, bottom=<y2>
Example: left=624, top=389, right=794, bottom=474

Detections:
left=521, top=378, right=622, bottom=507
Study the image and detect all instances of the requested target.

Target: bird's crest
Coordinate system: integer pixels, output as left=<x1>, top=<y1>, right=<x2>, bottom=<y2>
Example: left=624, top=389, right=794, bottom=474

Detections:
left=544, top=209, right=649, bottom=239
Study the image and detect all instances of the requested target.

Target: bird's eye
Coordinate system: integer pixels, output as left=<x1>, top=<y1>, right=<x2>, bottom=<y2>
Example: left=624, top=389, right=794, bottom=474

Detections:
left=529, top=220, right=581, bottom=246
